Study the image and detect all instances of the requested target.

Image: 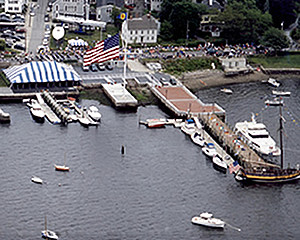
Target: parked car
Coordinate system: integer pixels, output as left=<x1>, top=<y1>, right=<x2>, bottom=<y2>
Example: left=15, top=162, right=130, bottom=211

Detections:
left=169, top=78, right=177, bottom=85
left=90, top=64, right=97, bottom=72
left=106, top=63, right=113, bottom=70
left=14, top=43, right=25, bottom=51
left=82, top=64, right=89, bottom=72
left=98, top=63, right=105, bottom=71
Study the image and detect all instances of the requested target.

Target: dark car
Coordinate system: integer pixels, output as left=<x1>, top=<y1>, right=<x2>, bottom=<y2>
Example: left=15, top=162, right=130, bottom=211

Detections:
left=98, top=63, right=105, bottom=71
left=105, top=63, right=113, bottom=70
left=169, top=78, right=177, bottom=85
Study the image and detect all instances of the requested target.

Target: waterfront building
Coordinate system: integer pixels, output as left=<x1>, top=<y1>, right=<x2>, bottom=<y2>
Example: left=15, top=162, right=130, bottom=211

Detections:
left=122, top=14, right=160, bottom=44
left=96, top=0, right=124, bottom=23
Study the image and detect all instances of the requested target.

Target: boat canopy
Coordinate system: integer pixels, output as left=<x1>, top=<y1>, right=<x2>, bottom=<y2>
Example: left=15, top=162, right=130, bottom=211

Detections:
left=3, top=61, right=81, bottom=84
left=200, top=212, right=213, bottom=218
left=186, top=119, right=194, bottom=123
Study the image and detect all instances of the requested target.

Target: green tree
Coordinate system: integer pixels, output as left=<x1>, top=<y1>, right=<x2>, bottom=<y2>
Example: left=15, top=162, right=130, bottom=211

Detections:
left=110, top=7, right=124, bottom=29
left=160, top=0, right=206, bottom=41
left=160, top=21, right=174, bottom=41
left=0, top=39, right=5, bottom=51
left=260, top=27, right=289, bottom=52
left=217, top=1, right=273, bottom=44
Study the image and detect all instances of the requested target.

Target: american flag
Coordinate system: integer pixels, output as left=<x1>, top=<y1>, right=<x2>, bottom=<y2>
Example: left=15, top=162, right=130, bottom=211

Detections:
left=229, top=161, right=241, bottom=174
left=83, top=33, right=120, bottom=66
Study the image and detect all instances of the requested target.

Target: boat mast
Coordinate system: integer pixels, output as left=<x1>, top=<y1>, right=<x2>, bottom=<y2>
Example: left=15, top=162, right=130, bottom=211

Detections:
left=279, top=100, right=283, bottom=169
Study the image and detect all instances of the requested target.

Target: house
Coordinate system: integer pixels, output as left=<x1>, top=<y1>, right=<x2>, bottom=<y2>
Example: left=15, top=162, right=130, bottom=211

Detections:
left=5, top=0, right=26, bottom=14
left=96, top=0, right=123, bottom=23
left=125, top=0, right=144, bottom=18
left=52, top=0, right=90, bottom=21
left=200, top=14, right=222, bottom=37
left=219, top=57, right=252, bottom=76
left=145, top=0, right=163, bottom=12
left=122, top=14, right=160, bottom=44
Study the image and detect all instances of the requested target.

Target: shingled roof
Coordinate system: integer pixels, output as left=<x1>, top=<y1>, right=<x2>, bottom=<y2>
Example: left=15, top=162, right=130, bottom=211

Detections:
left=96, top=0, right=124, bottom=8
left=127, top=15, right=158, bottom=30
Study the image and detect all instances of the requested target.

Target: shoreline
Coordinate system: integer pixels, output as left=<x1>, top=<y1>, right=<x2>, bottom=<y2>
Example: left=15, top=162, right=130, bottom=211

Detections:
left=178, top=69, right=300, bottom=92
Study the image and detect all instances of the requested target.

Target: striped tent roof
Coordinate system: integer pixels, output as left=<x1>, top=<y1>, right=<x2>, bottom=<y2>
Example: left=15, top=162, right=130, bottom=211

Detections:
left=3, top=61, right=81, bottom=84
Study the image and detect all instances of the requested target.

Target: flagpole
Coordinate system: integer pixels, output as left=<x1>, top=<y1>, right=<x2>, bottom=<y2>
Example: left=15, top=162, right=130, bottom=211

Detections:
left=122, top=19, right=128, bottom=80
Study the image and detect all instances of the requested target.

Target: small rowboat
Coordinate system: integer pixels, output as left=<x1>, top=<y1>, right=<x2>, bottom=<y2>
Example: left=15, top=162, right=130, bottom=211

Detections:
left=31, top=176, right=43, bottom=184
left=54, top=164, right=70, bottom=171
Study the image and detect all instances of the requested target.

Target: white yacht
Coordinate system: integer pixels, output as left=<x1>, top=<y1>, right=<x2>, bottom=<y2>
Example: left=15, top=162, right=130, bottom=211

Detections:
left=267, top=78, right=280, bottom=87
left=202, top=143, right=217, bottom=158
left=181, top=119, right=196, bottom=135
left=191, top=131, right=205, bottom=147
left=234, top=114, right=280, bottom=156
left=28, top=99, right=45, bottom=123
left=191, top=212, right=225, bottom=228
left=87, top=105, right=102, bottom=122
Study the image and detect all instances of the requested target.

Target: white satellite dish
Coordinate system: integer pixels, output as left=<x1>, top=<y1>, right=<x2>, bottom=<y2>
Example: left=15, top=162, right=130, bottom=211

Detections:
left=52, top=26, right=65, bottom=40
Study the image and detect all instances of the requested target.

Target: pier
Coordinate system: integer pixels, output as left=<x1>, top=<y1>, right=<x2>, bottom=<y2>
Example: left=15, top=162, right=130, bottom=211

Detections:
left=151, top=85, right=225, bottom=120
left=102, top=83, right=138, bottom=109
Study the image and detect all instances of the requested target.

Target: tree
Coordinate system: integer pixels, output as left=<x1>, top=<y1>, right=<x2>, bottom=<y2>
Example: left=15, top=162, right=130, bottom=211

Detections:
left=160, top=0, right=206, bottom=41
left=217, top=1, right=273, bottom=44
left=260, top=27, right=289, bottom=52
left=0, top=39, right=5, bottom=51
left=160, top=21, right=174, bottom=41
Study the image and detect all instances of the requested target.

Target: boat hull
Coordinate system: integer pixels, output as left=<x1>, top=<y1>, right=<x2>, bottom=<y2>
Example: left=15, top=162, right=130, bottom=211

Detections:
left=54, top=165, right=70, bottom=171
left=235, top=170, right=300, bottom=183
left=212, top=157, right=227, bottom=173
left=191, top=217, right=225, bottom=228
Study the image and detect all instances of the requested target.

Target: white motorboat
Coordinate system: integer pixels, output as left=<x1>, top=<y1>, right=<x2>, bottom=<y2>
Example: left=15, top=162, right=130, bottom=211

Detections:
left=191, top=212, right=225, bottom=228
left=31, top=176, right=43, bottom=184
left=267, top=78, right=280, bottom=87
left=220, top=88, right=233, bottom=94
left=212, top=155, right=227, bottom=173
left=202, top=143, right=217, bottom=158
left=29, top=100, right=45, bottom=123
left=234, top=114, right=280, bottom=156
left=181, top=119, right=196, bottom=135
left=265, top=97, right=283, bottom=106
left=272, top=90, right=291, bottom=96
left=0, top=107, right=10, bottom=123
left=87, top=105, right=102, bottom=122
left=191, top=131, right=205, bottom=147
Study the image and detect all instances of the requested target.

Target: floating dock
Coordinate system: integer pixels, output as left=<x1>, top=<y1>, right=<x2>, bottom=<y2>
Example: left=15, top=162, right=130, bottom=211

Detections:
left=151, top=85, right=225, bottom=119
left=102, top=83, right=138, bottom=109
left=36, top=93, right=61, bottom=124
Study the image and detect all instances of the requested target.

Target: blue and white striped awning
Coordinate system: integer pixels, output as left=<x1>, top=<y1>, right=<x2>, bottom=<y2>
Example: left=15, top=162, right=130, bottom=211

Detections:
left=3, top=61, right=81, bottom=84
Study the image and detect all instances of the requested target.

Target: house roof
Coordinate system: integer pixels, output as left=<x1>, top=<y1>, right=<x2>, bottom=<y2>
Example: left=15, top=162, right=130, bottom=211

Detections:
left=127, top=15, right=158, bottom=30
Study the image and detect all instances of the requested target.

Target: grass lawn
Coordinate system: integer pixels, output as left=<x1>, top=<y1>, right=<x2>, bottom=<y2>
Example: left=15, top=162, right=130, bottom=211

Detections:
left=248, top=55, right=300, bottom=68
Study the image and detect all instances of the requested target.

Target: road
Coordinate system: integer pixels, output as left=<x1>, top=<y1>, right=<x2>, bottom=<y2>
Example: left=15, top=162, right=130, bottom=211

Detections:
left=27, top=0, right=48, bottom=54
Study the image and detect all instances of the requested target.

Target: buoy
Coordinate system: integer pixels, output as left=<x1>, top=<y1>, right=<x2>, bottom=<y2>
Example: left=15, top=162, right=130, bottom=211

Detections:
left=121, top=145, right=125, bottom=155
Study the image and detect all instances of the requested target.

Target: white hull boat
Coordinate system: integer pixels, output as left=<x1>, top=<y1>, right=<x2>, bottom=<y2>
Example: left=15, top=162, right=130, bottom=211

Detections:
left=181, top=119, right=196, bottom=135
left=265, top=98, right=283, bottom=106
left=272, top=90, right=291, bottom=96
left=41, top=230, right=58, bottom=240
left=220, top=88, right=233, bottom=94
left=212, top=155, right=227, bottom=173
left=87, top=105, right=101, bottom=122
left=146, top=118, right=166, bottom=128
left=191, top=212, right=225, bottom=229
left=267, top=78, right=280, bottom=87
left=0, top=107, right=10, bottom=123
left=31, top=176, right=43, bottom=184
left=28, top=100, right=45, bottom=123
left=202, top=143, right=217, bottom=158
left=191, top=132, right=205, bottom=147
left=234, top=114, right=281, bottom=156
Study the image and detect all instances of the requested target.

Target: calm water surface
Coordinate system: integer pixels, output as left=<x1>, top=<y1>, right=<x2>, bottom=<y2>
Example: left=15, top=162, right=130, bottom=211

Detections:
left=0, top=77, right=299, bottom=240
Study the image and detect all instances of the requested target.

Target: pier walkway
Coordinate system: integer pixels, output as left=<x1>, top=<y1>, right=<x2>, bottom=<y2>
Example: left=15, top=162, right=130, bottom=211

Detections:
left=36, top=93, right=61, bottom=124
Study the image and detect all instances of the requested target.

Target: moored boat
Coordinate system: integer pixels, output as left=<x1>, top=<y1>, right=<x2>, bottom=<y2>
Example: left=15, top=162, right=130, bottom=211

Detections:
left=272, top=90, right=291, bottom=96
left=146, top=118, right=166, bottom=128
left=234, top=114, right=281, bottom=156
left=265, top=98, right=283, bottom=106
left=87, top=105, right=102, bottom=122
left=235, top=103, right=300, bottom=183
left=220, top=88, right=233, bottom=94
left=41, top=216, right=58, bottom=240
left=29, top=100, right=45, bottom=123
left=181, top=119, right=196, bottom=135
left=267, top=78, right=280, bottom=87
left=202, top=143, right=217, bottom=158
left=191, top=212, right=225, bottom=228
left=0, top=107, right=10, bottom=123
left=31, top=176, right=43, bottom=184
left=212, top=155, right=227, bottom=173
left=191, top=131, right=205, bottom=147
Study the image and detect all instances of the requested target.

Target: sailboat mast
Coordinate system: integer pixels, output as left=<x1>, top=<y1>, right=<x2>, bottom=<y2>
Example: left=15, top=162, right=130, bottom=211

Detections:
left=279, top=101, right=283, bottom=169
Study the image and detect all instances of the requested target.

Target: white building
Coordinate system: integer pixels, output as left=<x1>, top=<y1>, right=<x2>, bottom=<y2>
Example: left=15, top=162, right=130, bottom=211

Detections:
left=5, top=0, right=26, bottom=14
left=52, top=0, right=90, bottom=20
left=122, top=14, right=159, bottom=44
left=150, top=0, right=163, bottom=12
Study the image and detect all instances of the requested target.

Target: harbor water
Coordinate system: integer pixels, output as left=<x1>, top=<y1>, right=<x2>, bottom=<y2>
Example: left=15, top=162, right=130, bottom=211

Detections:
left=0, top=77, right=299, bottom=240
